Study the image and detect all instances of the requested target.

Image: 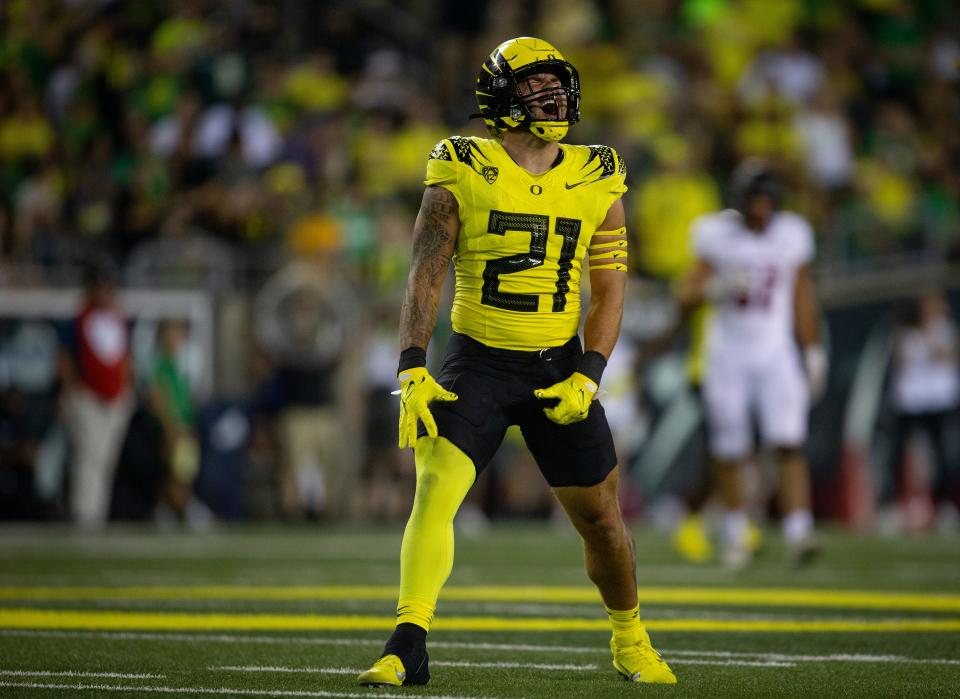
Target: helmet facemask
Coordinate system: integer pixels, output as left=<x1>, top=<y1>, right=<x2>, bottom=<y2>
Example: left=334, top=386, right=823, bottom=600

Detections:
left=512, top=63, right=580, bottom=142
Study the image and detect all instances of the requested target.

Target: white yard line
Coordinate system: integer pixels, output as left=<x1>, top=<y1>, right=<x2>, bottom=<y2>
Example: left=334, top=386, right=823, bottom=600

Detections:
left=436, top=660, right=595, bottom=671
left=670, top=659, right=796, bottom=668
left=0, top=680, right=494, bottom=699
left=667, top=649, right=960, bottom=666
left=0, top=670, right=164, bottom=679
left=213, top=661, right=597, bottom=673
left=3, top=628, right=958, bottom=667
left=214, top=666, right=357, bottom=675
left=806, top=654, right=960, bottom=666
left=431, top=640, right=597, bottom=653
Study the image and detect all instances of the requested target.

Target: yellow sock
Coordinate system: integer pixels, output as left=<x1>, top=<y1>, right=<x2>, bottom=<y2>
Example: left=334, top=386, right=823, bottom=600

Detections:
left=395, top=600, right=435, bottom=631
left=396, top=436, right=475, bottom=632
left=606, top=603, right=647, bottom=647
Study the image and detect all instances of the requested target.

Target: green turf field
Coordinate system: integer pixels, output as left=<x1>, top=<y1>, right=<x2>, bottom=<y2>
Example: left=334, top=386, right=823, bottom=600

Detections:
left=0, top=524, right=957, bottom=698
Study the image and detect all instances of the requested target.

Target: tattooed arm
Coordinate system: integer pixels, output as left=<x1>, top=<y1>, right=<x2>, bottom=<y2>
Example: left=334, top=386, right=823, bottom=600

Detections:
left=399, top=185, right=460, bottom=350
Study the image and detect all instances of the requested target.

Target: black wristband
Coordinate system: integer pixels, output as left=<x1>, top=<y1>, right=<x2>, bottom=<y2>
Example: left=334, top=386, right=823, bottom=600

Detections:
left=398, top=346, right=427, bottom=374
left=577, top=350, right=607, bottom=385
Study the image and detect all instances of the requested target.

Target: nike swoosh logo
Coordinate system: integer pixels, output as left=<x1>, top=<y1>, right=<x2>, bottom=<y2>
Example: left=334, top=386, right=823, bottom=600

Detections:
left=565, top=181, right=590, bottom=189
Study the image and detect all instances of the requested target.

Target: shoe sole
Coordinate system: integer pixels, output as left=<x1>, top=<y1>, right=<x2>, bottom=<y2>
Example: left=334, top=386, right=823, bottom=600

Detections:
left=357, top=674, right=428, bottom=687
left=613, top=660, right=678, bottom=684
left=357, top=674, right=429, bottom=687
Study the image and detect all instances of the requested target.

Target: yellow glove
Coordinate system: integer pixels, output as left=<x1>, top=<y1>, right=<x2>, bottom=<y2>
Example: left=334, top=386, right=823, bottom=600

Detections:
left=397, top=367, right=458, bottom=448
left=534, top=372, right=598, bottom=425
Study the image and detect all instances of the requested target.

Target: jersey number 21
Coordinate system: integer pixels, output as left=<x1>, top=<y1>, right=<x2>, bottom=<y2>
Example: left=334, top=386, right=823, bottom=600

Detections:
left=481, top=210, right=581, bottom=314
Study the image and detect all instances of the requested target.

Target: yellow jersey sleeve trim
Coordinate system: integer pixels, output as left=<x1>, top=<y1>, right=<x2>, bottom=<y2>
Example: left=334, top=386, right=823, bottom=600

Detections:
left=589, top=262, right=629, bottom=272
left=591, top=226, right=626, bottom=242
left=590, top=250, right=628, bottom=261
left=589, top=227, right=628, bottom=271
left=589, top=239, right=628, bottom=252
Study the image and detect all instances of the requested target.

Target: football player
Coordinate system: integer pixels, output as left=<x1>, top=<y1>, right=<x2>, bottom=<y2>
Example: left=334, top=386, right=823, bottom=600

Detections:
left=358, top=37, right=676, bottom=686
left=677, top=161, right=827, bottom=567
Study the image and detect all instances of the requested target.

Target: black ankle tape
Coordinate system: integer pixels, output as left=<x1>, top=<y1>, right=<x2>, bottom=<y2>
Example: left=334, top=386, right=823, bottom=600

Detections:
left=384, top=622, right=427, bottom=654
left=395, top=622, right=427, bottom=641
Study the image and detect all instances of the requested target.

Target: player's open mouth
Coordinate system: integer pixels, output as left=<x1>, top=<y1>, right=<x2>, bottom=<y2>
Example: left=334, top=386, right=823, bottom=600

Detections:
left=534, top=97, right=564, bottom=118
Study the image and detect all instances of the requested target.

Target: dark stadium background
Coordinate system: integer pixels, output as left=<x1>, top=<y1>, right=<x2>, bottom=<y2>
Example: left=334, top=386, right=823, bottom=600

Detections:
left=1, top=0, right=958, bottom=530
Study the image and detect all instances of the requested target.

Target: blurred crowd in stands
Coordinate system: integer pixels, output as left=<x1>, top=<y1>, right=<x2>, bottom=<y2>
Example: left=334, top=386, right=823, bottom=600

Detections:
left=2, top=0, right=959, bottom=288
left=1, top=0, right=958, bottom=528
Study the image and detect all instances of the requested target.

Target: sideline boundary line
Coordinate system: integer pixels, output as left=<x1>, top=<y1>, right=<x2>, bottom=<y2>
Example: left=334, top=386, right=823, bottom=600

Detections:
left=1, top=609, right=959, bottom=633
left=1, top=585, right=958, bottom=612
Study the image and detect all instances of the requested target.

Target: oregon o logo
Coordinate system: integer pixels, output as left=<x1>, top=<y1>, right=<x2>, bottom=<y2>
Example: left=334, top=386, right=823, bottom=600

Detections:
left=530, top=184, right=543, bottom=195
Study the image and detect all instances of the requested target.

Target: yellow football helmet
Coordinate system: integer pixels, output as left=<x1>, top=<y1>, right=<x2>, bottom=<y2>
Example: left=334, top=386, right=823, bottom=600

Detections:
left=475, top=36, right=581, bottom=142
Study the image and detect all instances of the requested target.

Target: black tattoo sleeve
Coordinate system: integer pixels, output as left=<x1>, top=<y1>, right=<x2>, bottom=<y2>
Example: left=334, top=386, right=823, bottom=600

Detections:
left=399, top=186, right=459, bottom=350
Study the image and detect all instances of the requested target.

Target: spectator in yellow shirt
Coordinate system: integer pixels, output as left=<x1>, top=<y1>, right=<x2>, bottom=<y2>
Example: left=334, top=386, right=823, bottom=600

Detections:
left=634, top=133, right=721, bottom=280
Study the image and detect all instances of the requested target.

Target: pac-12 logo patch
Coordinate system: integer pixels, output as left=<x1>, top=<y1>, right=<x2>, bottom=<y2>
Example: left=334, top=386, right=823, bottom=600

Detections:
left=482, top=166, right=499, bottom=184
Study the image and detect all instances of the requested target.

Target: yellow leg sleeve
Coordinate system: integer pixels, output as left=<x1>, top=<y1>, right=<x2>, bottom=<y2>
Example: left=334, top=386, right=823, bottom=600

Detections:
left=396, top=436, right=475, bottom=632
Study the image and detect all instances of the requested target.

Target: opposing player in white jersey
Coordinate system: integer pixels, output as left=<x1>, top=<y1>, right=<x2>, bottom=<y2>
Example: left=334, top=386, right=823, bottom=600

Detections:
left=678, top=161, right=827, bottom=566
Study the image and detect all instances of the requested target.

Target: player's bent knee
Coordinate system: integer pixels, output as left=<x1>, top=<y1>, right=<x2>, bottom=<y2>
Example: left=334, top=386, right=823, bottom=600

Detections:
left=412, top=437, right=477, bottom=506
left=583, top=516, right=625, bottom=545
left=572, top=501, right=621, bottom=528
left=565, top=499, right=625, bottom=540
left=415, top=436, right=474, bottom=471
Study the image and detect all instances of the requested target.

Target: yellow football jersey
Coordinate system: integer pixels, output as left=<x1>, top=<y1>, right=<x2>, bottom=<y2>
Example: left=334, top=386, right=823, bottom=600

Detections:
left=685, top=303, right=712, bottom=385
left=425, top=136, right=627, bottom=351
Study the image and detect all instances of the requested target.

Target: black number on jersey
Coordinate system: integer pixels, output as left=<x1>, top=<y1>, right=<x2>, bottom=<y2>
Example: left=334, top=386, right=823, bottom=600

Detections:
left=482, top=211, right=548, bottom=311
left=553, top=217, right=581, bottom=312
left=481, top=210, right=581, bottom=313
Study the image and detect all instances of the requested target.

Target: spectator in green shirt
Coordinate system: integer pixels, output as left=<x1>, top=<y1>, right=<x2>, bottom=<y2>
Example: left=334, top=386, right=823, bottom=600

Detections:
left=149, top=319, right=199, bottom=517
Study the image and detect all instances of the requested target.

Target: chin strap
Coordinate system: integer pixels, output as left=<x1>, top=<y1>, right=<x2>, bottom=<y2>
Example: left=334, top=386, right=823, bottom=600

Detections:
left=529, top=121, right=569, bottom=142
